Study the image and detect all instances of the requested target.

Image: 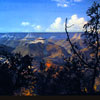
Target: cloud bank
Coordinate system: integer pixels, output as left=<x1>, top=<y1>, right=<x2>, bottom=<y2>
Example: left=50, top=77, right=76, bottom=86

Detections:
left=74, top=0, right=82, bottom=2
left=21, top=22, right=30, bottom=26
left=34, top=25, right=42, bottom=31
left=21, top=22, right=42, bottom=32
left=46, top=14, right=87, bottom=32
left=21, top=14, right=86, bottom=32
left=52, top=0, right=69, bottom=7
left=46, top=17, right=65, bottom=32
left=52, top=0, right=82, bottom=7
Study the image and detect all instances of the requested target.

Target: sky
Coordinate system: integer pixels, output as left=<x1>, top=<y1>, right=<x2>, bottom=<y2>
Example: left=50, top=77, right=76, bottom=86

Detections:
left=0, top=0, right=99, bottom=32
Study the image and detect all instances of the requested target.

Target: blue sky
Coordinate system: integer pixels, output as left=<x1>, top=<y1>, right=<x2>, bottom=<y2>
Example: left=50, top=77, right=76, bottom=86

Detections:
left=0, top=0, right=98, bottom=32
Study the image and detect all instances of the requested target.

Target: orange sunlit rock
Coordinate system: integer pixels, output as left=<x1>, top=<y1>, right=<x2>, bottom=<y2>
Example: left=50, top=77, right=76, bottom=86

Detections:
left=94, top=77, right=100, bottom=92
left=84, top=88, right=87, bottom=93
left=45, top=63, right=51, bottom=68
left=23, top=89, right=32, bottom=96
left=45, top=61, right=52, bottom=68
left=20, top=87, right=36, bottom=96
left=94, top=85, right=97, bottom=91
left=33, top=69, right=37, bottom=73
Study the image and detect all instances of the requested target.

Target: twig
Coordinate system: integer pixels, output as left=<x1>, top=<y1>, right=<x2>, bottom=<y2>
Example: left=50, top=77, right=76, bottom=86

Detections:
left=65, top=18, right=89, bottom=66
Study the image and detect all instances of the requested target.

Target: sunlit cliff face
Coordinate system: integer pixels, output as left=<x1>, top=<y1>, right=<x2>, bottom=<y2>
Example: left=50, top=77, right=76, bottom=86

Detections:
left=16, top=86, right=36, bottom=96
left=45, top=61, right=52, bottom=68
left=44, top=61, right=53, bottom=71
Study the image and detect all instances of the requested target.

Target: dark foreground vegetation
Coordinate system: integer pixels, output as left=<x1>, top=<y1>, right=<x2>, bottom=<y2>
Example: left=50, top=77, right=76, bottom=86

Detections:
left=0, top=1, right=100, bottom=96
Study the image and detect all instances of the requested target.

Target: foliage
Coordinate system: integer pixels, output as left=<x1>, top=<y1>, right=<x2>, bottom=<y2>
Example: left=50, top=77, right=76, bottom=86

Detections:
left=65, top=1, right=100, bottom=94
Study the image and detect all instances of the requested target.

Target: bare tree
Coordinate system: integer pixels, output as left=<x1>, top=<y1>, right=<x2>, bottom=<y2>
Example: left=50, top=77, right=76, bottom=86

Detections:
left=65, top=18, right=88, bottom=66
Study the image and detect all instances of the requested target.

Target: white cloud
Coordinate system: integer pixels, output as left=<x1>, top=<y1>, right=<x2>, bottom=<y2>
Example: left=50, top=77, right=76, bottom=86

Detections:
left=21, top=22, right=30, bottom=26
left=21, top=22, right=42, bottom=31
left=67, top=14, right=87, bottom=32
left=52, top=0, right=69, bottom=7
left=34, top=25, right=41, bottom=30
left=57, top=3, right=68, bottom=7
left=33, top=25, right=42, bottom=31
left=74, top=0, right=82, bottom=2
left=46, top=17, right=65, bottom=32
left=31, top=24, right=42, bottom=31
left=52, top=0, right=82, bottom=7
left=46, top=14, right=87, bottom=32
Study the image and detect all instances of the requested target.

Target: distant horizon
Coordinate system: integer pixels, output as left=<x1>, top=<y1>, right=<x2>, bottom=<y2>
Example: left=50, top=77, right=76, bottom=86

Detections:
left=0, top=32, right=84, bottom=34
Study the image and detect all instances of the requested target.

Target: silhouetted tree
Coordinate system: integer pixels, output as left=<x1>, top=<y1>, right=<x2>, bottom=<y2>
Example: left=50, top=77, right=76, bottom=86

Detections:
left=83, top=1, right=100, bottom=93
left=65, top=1, right=100, bottom=94
left=13, top=55, right=34, bottom=90
left=0, top=62, right=14, bottom=95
